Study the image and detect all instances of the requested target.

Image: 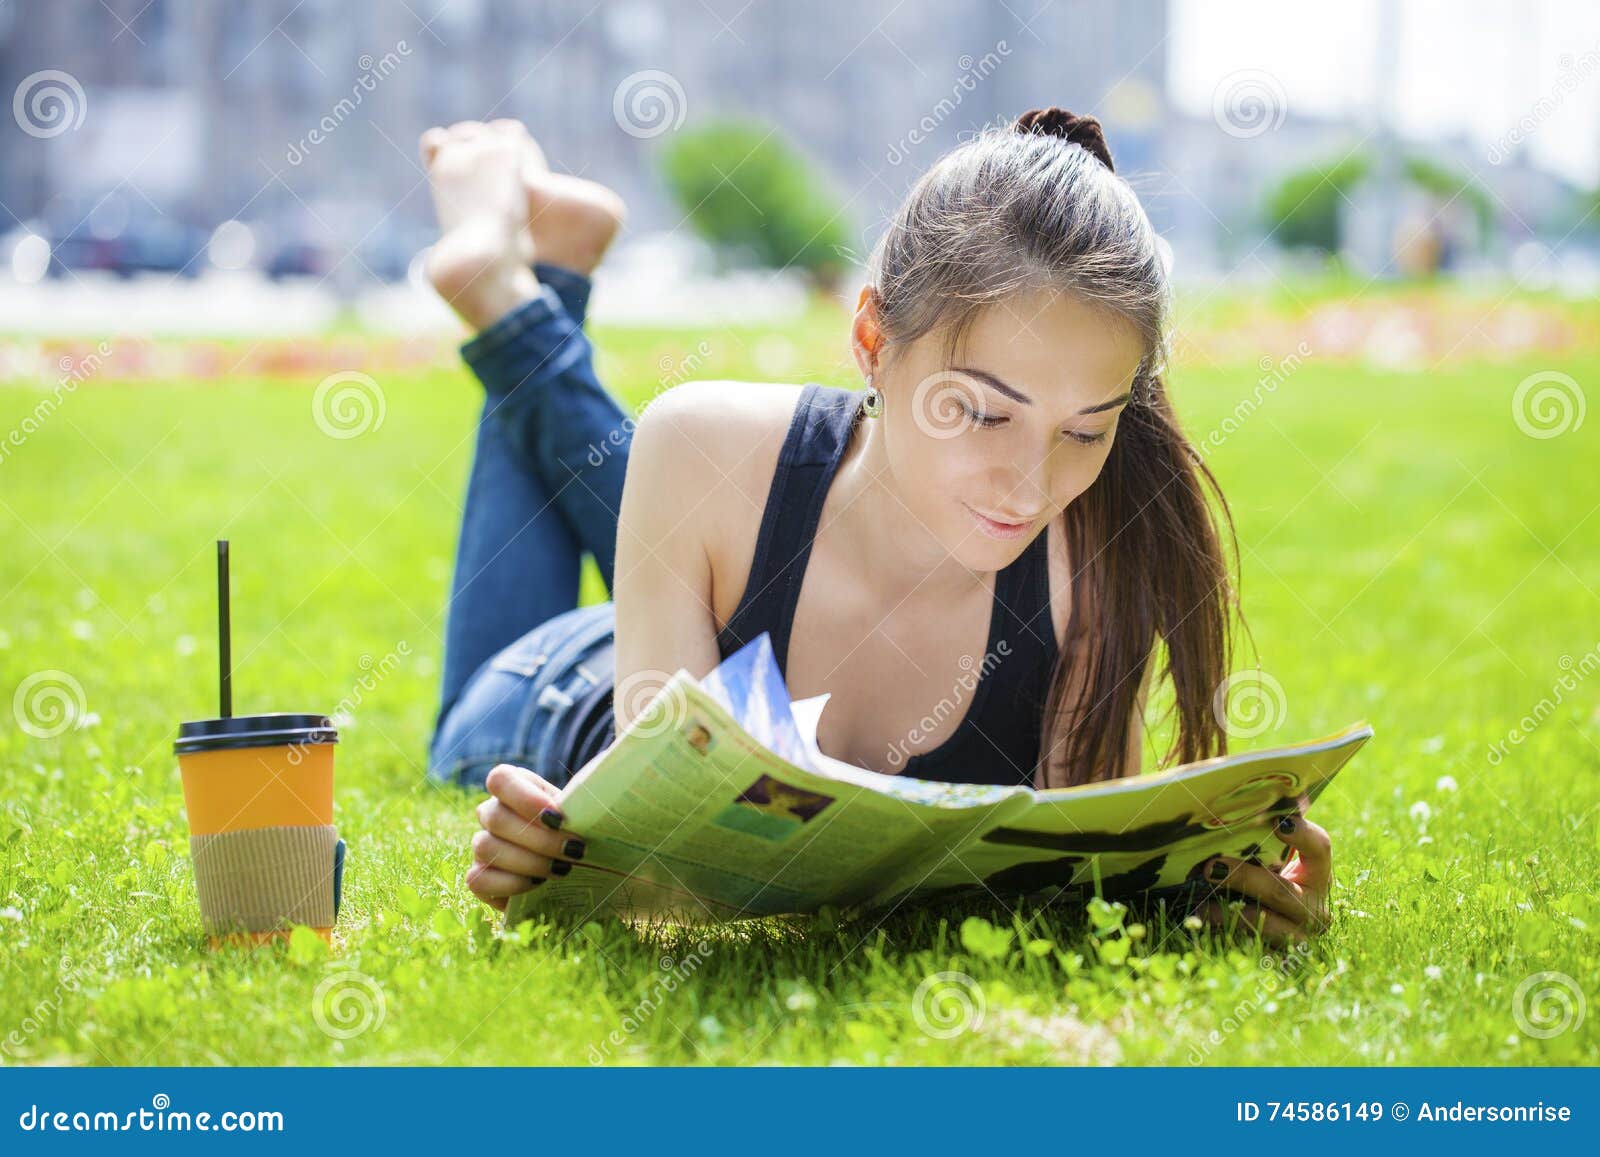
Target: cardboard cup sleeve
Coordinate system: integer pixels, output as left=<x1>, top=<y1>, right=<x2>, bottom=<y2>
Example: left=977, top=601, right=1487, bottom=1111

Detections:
left=190, top=824, right=339, bottom=934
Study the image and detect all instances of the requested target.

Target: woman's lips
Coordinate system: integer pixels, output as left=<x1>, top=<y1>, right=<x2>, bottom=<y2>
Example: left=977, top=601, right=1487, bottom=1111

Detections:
left=964, top=503, right=1033, bottom=540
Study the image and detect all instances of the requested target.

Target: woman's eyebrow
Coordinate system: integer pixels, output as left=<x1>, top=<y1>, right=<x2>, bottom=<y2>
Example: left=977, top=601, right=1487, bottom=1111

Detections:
left=952, top=366, right=1132, bottom=414
left=951, top=366, right=1033, bottom=404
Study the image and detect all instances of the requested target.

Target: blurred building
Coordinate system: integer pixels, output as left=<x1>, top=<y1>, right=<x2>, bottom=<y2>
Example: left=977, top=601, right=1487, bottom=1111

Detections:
left=0, top=0, right=1588, bottom=287
left=0, top=0, right=1171, bottom=275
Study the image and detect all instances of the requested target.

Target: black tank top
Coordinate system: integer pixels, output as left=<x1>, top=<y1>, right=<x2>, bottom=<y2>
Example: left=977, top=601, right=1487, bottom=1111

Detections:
left=713, top=382, right=1061, bottom=787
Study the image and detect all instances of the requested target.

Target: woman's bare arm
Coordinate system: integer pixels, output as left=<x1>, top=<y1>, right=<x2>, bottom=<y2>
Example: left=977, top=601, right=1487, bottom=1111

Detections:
left=611, top=387, right=728, bottom=729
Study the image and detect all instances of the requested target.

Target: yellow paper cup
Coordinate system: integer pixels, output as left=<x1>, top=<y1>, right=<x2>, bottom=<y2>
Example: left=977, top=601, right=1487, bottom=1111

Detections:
left=175, top=714, right=341, bottom=947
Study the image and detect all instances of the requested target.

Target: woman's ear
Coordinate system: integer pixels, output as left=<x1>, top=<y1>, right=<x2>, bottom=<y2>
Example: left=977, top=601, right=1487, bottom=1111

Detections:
left=849, top=285, right=883, bottom=379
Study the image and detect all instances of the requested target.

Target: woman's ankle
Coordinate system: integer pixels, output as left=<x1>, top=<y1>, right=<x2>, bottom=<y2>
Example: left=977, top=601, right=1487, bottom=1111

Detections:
left=458, top=266, right=543, bottom=333
left=427, top=220, right=544, bottom=332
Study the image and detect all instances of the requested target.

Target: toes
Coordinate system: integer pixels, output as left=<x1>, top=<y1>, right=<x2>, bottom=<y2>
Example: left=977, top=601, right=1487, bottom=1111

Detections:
left=520, top=137, right=550, bottom=177
left=419, top=127, right=449, bottom=165
left=595, top=183, right=628, bottom=225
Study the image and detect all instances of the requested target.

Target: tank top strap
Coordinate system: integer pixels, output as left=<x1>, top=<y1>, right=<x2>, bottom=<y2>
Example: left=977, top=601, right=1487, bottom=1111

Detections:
left=715, top=382, right=862, bottom=671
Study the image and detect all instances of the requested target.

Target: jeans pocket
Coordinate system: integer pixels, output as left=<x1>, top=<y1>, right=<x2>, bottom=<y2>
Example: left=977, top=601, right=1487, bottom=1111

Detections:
left=488, top=642, right=552, bottom=678
left=430, top=652, right=558, bottom=790
left=429, top=606, right=616, bottom=790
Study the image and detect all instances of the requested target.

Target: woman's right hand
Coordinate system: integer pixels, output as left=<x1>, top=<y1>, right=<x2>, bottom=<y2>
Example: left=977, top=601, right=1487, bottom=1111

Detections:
left=466, top=763, right=586, bottom=911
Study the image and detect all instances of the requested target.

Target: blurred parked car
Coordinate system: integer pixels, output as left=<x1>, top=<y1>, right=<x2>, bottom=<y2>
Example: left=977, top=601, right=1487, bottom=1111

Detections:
left=260, top=213, right=426, bottom=285
left=44, top=196, right=209, bottom=279
left=263, top=233, right=338, bottom=280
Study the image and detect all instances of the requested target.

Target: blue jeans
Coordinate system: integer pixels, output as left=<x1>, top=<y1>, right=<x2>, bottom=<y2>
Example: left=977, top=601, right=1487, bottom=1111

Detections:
left=428, top=264, right=629, bottom=791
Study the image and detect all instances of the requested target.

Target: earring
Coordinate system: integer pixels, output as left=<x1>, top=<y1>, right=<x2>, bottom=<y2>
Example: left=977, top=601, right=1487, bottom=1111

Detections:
left=861, top=375, right=883, bottom=419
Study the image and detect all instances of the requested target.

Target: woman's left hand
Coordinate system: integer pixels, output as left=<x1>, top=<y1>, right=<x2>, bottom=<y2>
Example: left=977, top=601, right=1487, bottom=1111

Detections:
left=1191, top=805, right=1333, bottom=949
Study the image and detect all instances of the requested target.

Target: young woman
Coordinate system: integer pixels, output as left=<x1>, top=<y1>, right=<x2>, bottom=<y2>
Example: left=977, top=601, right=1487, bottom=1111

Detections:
left=420, top=111, right=1333, bottom=947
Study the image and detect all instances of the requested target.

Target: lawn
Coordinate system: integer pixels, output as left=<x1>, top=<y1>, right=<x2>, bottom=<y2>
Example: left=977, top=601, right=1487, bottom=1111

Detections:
left=1, top=291, right=1597, bottom=1066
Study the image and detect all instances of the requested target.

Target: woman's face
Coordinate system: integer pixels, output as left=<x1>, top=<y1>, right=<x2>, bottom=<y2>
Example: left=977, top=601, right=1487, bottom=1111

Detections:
left=866, top=288, right=1148, bottom=571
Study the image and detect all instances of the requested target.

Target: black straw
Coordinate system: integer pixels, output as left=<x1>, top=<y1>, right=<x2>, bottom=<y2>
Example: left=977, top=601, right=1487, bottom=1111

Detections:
left=217, top=540, right=232, bottom=718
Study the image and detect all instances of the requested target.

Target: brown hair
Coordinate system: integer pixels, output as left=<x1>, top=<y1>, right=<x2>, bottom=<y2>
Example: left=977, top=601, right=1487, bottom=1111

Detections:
left=866, top=107, right=1239, bottom=787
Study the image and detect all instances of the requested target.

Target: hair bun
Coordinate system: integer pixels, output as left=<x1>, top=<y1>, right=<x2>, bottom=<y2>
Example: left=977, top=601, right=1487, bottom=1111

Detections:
left=1013, top=107, right=1115, bottom=173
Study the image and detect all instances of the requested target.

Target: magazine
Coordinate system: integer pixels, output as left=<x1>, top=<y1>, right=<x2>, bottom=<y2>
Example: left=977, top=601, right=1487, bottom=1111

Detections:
left=505, top=634, right=1373, bottom=926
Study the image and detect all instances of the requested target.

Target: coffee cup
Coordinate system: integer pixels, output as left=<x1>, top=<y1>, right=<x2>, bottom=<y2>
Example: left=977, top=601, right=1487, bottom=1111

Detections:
left=175, top=713, right=343, bottom=946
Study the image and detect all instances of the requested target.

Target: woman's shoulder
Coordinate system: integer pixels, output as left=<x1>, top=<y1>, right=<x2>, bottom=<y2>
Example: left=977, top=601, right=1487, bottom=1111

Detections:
left=638, top=377, right=806, bottom=430
left=626, top=380, right=812, bottom=631
left=631, top=379, right=807, bottom=487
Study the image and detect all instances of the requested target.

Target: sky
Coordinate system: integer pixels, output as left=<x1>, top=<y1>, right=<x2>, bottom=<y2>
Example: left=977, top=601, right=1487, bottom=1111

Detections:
left=1170, top=0, right=1600, bottom=188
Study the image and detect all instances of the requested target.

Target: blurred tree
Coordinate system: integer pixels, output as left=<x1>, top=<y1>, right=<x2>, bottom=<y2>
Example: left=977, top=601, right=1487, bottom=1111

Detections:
left=1263, top=153, right=1370, bottom=254
left=1263, top=151, right=1492, bottom=261
left=659, top=121, right=850, bottom=290
left=1402, top=156, right=1493, bottom=238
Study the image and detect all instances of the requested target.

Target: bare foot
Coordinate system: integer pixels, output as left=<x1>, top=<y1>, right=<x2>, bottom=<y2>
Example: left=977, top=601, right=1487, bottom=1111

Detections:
left=525, top=169, right=627, bottom=277
left=420, top=119, right=540, bottom=330
left=421, top=118, right=628, bottom=328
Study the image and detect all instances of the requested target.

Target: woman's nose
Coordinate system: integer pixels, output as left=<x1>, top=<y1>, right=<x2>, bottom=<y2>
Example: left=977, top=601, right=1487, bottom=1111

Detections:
left=997, top=464, right=1050, bottom=516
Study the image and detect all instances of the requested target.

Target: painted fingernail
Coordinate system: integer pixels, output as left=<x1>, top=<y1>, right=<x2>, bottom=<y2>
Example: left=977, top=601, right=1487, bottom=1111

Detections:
left=1208, top=860, right=1230, bottom=882
left=562, top=838, right=586, bottom=860
left=1277, top=815, right=1296, bottom=835
left=550, top=859, right=573, bottom=877
left=539, top=808, right=564, bottom=831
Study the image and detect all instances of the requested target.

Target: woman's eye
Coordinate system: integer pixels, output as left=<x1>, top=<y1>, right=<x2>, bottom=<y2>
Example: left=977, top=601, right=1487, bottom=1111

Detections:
left=1066, top=429, right=1108, bottom=445
left=958, top=401, right=1008, bottom=429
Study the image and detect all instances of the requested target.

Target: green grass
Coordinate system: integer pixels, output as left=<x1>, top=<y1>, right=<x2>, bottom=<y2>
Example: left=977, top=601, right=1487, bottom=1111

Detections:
left=1, top=298, right=1597, bottom=1066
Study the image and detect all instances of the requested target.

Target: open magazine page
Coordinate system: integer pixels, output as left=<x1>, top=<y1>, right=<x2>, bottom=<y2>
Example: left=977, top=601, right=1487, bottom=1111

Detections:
left=898, top=723, right=1374, bottom=905
left=505, top=636, right=1031, bottom=925
left=504, top=632, right=1375, bottom=925
left=785, top=688, right=1042, bottom=906
left=787, top=692, right=1372, bottom=910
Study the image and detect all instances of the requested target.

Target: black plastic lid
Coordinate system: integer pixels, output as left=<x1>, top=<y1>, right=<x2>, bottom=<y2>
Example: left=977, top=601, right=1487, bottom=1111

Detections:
left=175, top=713, right=338, bottom=755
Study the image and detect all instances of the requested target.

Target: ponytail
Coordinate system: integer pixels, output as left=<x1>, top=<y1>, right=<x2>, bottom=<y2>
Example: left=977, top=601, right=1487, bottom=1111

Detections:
left=1040, top=373, right=1238, bottom=786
